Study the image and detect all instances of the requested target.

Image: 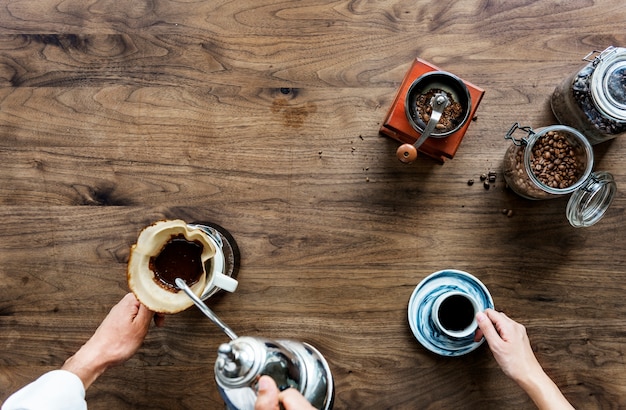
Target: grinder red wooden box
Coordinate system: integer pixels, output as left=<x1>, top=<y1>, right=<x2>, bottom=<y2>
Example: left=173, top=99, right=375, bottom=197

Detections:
left=379, top=58, right=485, bottom=163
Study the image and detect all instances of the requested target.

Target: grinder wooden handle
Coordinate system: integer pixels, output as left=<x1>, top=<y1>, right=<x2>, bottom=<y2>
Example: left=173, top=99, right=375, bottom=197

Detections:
left=396, top=143, right=418, bottom=163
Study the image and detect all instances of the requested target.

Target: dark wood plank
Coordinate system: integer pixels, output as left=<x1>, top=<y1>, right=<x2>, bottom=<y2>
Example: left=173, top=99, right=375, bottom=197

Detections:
left=2, top=0, right=626, bottom=409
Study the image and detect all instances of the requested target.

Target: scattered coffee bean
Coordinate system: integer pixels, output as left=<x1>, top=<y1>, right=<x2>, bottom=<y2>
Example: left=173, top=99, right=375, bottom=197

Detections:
left=500, top=208, right=514, bottom=217
left=467, top=179, right=474, bottom=186
left=480, top=174, right=487, bottom=181
left=483, top=181, right=490, bottom=190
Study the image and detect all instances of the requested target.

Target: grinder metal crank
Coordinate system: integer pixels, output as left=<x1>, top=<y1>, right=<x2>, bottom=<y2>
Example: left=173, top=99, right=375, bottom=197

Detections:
left=379, top=58, right=484, bottom=163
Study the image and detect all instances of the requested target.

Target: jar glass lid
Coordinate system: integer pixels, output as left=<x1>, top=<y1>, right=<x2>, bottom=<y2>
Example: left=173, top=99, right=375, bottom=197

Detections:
left=591, top=47, right=626, bottom=122
left=566, top=171, right=617, bottom=227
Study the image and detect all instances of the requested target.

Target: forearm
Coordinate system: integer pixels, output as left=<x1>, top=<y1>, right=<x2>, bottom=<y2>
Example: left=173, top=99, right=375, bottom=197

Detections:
left=61, top=342, right=110, bottom=390
left=60, top=293, right=154, bottom=389
left=517, top=370, right=574, bottom=410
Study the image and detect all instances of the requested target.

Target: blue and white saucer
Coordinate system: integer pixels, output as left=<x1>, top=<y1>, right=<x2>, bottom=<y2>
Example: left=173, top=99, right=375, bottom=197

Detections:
left=408, top=269, right=494, bottom=356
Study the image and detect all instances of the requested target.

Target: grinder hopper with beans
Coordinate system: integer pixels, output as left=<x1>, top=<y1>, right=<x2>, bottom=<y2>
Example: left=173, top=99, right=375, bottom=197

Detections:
left=396, top=71, right=472, bottom=163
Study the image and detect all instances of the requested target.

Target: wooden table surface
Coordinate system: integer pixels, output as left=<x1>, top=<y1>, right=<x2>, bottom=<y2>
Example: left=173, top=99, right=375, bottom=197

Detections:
left=2, top=1, right=626, bottom=408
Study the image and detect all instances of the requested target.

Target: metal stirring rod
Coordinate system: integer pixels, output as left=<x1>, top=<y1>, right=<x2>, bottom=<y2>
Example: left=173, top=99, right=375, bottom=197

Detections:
left=175, top=278, right=238, bottom=340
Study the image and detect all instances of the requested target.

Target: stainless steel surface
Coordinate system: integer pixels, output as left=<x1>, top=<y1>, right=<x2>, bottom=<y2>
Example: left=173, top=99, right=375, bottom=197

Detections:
left=215, top=336, right=334, bottom=410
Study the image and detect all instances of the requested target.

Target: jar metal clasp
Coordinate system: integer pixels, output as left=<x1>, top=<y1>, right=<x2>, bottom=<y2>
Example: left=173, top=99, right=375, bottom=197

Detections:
left=583, top=46, right=618, bottom=66
left=504, top=122, right=534, bottom=146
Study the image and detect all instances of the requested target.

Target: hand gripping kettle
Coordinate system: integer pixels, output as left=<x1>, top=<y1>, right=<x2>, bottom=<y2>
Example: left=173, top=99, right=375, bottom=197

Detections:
left=174, top=258, right=334, bottom=409
left=215, top=336, right=334, bottom=410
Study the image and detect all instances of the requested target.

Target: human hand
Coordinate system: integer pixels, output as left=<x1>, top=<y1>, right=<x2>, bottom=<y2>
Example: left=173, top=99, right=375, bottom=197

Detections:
left=474, top=308, right=543, bottom=383
left=62, top=293, right=163, bottom=389
left=475, top=309, right=574, bottom=410
left=254, top=375, right=316, bottom=410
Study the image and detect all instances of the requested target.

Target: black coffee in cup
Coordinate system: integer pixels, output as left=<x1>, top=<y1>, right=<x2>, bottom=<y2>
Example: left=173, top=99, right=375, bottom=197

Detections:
left=437, top=294, right=475, bottom=332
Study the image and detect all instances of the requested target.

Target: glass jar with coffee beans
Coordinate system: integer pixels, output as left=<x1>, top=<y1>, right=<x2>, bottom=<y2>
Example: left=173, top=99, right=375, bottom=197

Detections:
left=503, top=123, right=616, bottom=227
left=551, top=46, right=626, bottom=145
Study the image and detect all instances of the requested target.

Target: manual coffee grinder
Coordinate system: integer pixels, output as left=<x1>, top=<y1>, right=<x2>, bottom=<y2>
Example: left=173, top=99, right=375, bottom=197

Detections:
left=175, top=278, right=334, bottom=410
left=380, top=58, right=485, bottom=163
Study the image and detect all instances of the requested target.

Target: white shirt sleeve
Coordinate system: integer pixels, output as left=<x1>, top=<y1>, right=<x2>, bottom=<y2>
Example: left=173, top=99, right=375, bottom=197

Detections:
left=2, top=370, right=87, bottom=410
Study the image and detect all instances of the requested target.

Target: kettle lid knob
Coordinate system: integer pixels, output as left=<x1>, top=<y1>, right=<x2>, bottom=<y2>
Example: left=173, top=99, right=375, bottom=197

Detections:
left=215, top=337, right=264, bottom=389
left=217, top=343, right=239, bottom=377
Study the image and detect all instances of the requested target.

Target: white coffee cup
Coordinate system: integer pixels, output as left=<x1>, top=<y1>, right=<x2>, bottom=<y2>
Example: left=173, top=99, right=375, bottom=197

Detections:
left=431, top=291, right=479, bottom=339
left=128, top=219, right=238, bottom=313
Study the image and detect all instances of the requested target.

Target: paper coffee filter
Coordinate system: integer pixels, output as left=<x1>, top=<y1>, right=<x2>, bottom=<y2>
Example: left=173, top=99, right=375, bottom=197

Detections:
left=127, top=219, right=216, bottom=313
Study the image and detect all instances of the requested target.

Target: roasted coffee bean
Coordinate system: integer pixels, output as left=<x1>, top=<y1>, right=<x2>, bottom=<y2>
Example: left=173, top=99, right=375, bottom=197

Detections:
left=529, top=131, right=584, bottom=189
left=503, top=129, right=586, bottom=199
left=552, top=59, right=626, bottom=144
left=416, top=88, right=464, bottom=133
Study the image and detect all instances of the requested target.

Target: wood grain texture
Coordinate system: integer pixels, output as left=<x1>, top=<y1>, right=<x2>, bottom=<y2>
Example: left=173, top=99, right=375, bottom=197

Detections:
left=2, top=0, right=626, bottom=408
